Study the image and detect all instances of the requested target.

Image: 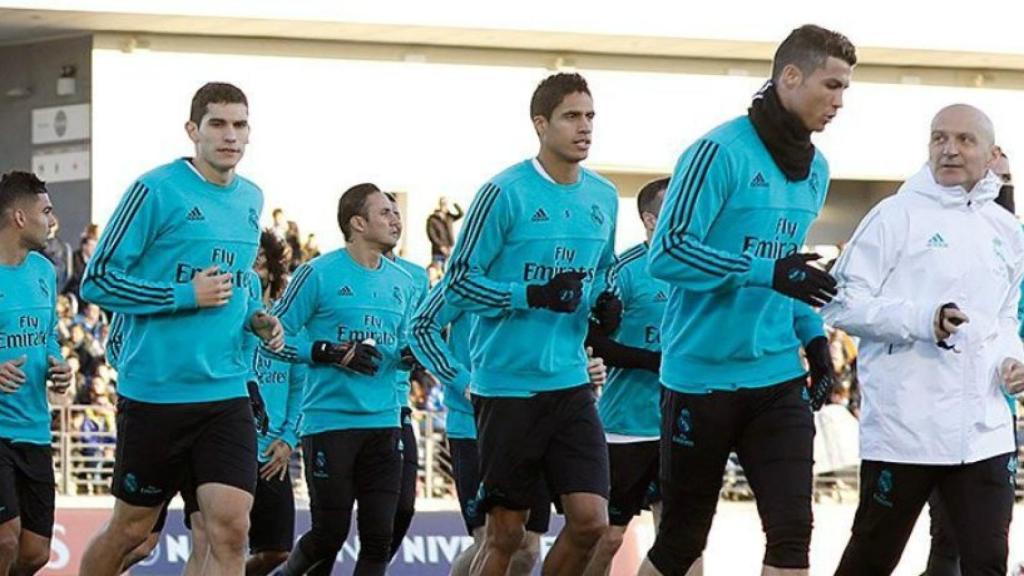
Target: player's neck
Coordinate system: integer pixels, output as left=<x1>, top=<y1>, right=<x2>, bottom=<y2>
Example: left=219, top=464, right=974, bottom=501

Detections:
left=347, top=239, right=384, bottom=270
left=0, top=236, right=29, bottom=266
left=189, top=156, right=235, bottom=186
left=535, top=150, right=580, bottom=185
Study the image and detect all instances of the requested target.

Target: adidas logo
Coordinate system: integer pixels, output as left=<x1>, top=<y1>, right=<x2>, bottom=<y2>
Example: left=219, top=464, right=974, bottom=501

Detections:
left=654, top=291, right=668, bottom=302
left=927, top=233, right=948, bottom=248
left=750, top=172, right=769, bottom=188
left=186, top=206, right=205, bottom=221
left=338, top=286, right=354, bottom=296
left=531, top=208, right=550, bottom=222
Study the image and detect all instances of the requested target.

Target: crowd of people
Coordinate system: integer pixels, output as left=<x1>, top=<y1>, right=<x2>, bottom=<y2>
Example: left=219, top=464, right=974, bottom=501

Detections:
left=3, top=21, right=1024, bottom=576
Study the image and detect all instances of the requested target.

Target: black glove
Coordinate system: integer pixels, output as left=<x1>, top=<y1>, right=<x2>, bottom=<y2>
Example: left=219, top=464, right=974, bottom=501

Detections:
left=311, top=340, right=382, bottom=376
left=591, top=291, right=624, bottom=335
left=936, top=302, right=966, bottom=350
left=805, top=336, right=836, bottom=411
left=527, top=271, right=587, bottom=313
left=247, top=380, right=269, bottom=435
left=398, top=346, right=424, bottom=372
left=772, top=253, right=837, bottom=307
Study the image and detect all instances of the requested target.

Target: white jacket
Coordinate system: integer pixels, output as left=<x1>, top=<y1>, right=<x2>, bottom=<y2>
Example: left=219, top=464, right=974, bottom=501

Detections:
left=822, top=165, right=1024, bottom=465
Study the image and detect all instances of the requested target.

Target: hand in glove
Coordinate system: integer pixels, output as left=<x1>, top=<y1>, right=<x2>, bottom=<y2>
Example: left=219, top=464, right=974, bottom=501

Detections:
left=805, top=336, right=836, bottom=411
left=311, top=340, right=382, bottom=376
left=590, top=291, right=624, bottom=335
left=247, top=380, right=270, bottom=435
left=772, top=253, right=837, bottom=307
left=527, top=271, right=587, bottom=313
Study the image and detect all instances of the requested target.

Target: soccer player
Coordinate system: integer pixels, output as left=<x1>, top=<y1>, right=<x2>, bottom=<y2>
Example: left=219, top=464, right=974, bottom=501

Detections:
left=0, top=171, right=72, bottom=575
left=825, top=105, right=1023, bottom=575
left=79, top=82, right=284, bottom=576
left=641, top=25, right=856, bottom=576
left=246, top=230, right=306, bottom=575
left=275, top=183, right=417, bottom=576
left=409, top=284, right=608, bottom=576
left=382, top=193, right=430, bottom=561
left=441, top=72, right=618, bottom=576
left=583, top=177, right=669, bottom=576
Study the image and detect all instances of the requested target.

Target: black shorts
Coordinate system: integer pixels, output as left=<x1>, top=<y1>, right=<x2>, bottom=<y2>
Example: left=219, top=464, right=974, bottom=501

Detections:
left=649, top=378, right=814, bottom=574
left=249, top=467, right=295, bottom=553
left=472, top=384, right=609, bottom=514
left=448, top=437, right=551, bottom=535
left=607, top=441, right=660, bottom=526
left=112, top=396, right=257, bottom=507
left=0, top=439, right=54, bottom=537
left=154, top=477, right=199, bottom=533
left=836, top=453, right=1016, bottom=575
left=303, top=428, right=402, bottom=512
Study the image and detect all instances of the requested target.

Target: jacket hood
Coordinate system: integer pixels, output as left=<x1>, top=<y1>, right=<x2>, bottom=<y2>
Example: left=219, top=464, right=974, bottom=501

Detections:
left=899, top=164, right=1000, bottom=209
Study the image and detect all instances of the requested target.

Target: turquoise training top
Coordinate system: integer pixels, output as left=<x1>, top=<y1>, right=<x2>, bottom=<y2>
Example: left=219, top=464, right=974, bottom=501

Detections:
left=0, top=252, right=62, bottom=444
left=270, top=248, right=417, bottom=434
left=442, top=159, right=618, bottom=397
left=81, top=158, right=265, bottom=403
left=409, top=283, right=476, bottom=439
left=648, top=117, right=827, bottom=393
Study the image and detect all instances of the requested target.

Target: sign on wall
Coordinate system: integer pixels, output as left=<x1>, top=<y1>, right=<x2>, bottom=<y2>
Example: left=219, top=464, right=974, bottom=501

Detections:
left=32, top=145, right=90, bottom=183
left=32, top=104, right=91, bottom=145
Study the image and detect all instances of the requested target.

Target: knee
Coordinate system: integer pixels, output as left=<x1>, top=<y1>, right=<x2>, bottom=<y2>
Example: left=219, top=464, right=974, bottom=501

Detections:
left=111, top=516, right=158, bottom=552
left=19, top=546, right=51, bottom=574
left=357, top=531, right=392, bottom=562
left=205, top=513, right=250, bottom=553
left=488, top=521, right=526, bottom=554
left=566, top=510, right=608, bottom=547
left=596, top=526, right=625, bottom=557
left=0, top=530, right=18, bottom=562
left=510, top=533, right=540, bottom=568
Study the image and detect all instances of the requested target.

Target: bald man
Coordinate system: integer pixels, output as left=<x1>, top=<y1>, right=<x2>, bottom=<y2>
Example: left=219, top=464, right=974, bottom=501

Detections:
left=823, top=104, right=1024, bottom=575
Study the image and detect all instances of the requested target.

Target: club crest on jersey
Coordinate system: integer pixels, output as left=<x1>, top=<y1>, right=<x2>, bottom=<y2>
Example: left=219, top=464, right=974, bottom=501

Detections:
left=873, top=469, right=894, bottom=507
left=248, top=208, right=259, bottom=231
left=38, top=278, right=49, bottom=297
left=809, top=172, right=821, bottom=194
left=590, top=204, right=605, bottom=226
left=393, top=286, right=404, bottom=305
left=673, top=408, right=694, bottom=447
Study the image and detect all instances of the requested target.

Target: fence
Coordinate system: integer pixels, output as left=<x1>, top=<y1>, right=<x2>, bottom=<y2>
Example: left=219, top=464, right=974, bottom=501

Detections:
left=49, top=405, right=1024, bottom=501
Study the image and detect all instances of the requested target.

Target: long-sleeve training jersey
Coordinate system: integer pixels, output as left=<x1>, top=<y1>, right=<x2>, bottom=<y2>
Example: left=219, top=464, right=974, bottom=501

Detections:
left=81, top=158, right=264, bottom=403
left=0, top=252, right=62, bottom=444
left=271, top=249, right=416, bottom=434
left=409, top=284, right=476, bottom=439
left=442, top=159, right=618, bottom=397
left=648, top=117, right=828, bottom=393
left=389, top=256, right=429, bottom=408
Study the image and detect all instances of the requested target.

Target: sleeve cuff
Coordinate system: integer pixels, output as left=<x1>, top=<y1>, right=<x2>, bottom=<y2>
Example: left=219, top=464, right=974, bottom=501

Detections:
left=173, top=282, right=197, bottom=311
left=747, top=257, right=775, bottom=288
left=914, top=302, right=938, bottom=343
left=510, top=283, right=529, bottom=310
left=282, top=431, right=299, bottom=450
left=452, top=370, right=472, bottom=397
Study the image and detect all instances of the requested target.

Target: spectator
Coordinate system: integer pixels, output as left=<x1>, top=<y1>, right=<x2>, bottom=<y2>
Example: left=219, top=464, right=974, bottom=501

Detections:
left=67, top=223, right=99, bottom=298
left=285, top=220, right=303, bottom=271
left=271, top=207, right=288, bottom=240
left=302, top=233, right=321, bottom=262
left=74, top=303, right=107, bottom=341
left=425, top=196, right=463, bottom=266
left=42, top=213, right=73, bottom=290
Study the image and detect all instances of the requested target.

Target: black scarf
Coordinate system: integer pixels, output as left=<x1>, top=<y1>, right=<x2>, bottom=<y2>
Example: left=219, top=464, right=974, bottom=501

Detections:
left=748, top=81, right=815, bottom=182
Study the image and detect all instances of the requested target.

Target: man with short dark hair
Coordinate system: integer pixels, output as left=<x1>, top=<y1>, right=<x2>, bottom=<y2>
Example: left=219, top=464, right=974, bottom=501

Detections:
left=274, top=183, right=418, bottom=576
left=583, top=177, right=669, bottom=575
left=826, top=104, right=1023, bottom=576
left=79, top=82, right=285, bottom=576
left=0, top=171, right=72, bottom=576
left=641, top=24, right=856, bottom=576
left=442, top=72, right=618, bottom=576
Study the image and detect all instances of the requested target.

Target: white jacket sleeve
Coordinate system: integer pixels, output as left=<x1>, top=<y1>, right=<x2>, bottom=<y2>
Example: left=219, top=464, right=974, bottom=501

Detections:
left=821, top=204, right=938, bottom=344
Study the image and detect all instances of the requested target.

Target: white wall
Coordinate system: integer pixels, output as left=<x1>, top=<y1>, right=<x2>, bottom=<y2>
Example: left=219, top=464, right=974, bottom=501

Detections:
left=92, top=48, right=1024, bottom=263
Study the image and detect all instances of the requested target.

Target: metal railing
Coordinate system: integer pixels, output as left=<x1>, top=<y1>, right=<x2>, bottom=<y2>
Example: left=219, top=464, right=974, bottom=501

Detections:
left=48, top=405, right=1024, bottom=502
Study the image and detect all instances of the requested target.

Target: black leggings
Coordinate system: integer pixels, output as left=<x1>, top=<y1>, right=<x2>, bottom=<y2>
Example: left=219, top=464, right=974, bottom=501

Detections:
left=836, top=453, right=1015, bottom=576
left=284, top=429, right=402, bottom=576
left=389, top=408, right=419, bottom=559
